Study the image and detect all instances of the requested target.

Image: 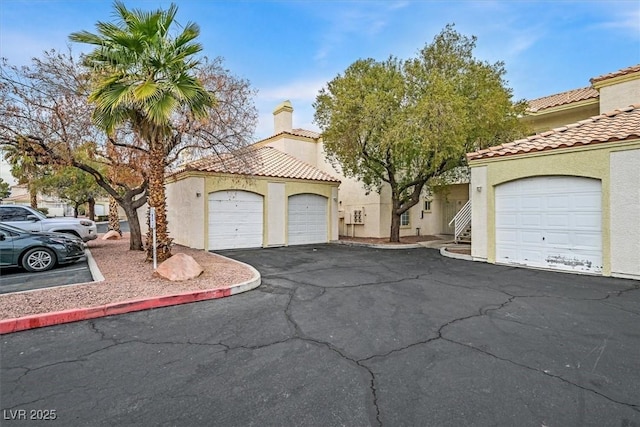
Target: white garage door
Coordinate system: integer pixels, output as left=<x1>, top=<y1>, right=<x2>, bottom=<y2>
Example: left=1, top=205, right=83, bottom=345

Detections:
left=208, top=191, right=263, bottom=250
left=288, top=194, right=328, bottom=245
left=495, top=176, right=602, bottom=274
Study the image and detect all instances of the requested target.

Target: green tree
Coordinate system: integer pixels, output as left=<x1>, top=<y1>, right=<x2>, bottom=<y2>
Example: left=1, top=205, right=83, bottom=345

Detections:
left=70, top=1, right=214, bottom=262
left=3, top=141, right=49, bottom=208
left=0, top=51, right=149, bottom=251
left=39, top=165, right=106, bottom=219
left=0, top=178, right=10, bottom=199
left=314, top=25, right=528, bottom=242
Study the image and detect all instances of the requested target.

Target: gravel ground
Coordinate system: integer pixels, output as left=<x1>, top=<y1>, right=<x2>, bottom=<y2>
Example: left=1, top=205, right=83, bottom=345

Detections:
left=0, top=233, right=255, bottom=320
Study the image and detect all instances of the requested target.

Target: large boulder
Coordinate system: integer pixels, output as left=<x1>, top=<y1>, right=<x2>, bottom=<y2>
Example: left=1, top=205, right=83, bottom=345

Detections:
left=102, top=230, right=121, bottom=240
left=156, top=253, right=204, bottom=281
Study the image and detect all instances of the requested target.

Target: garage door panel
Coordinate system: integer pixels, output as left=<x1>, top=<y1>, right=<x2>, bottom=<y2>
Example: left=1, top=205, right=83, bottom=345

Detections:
left=521, top=196, right=542, bottom=210
left=521, top=214, right=542, bottom=227
left=574, top=213, right=600, bottom=228
left=496, top=229, right=518, bottom=245
left=496, top=213, right=518, bottom=226
left=573, top=193, right=601, bottom=209
left=208, top=191, right=263, bottom=250
left=547, top=195, right=570, bottom=210
left=547, top=214, right=570, bottom=228
left=545, top=232, right=570, bottom=246
left=496, top=195, right=520, bottom=209
left=495, top=176, right=602, bottom=274
left=288, top=194, right=328, bottom=245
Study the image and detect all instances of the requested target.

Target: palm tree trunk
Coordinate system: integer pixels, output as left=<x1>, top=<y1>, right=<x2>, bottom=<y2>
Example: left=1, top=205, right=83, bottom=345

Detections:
left=88, top=196, right=96, bottom=221
left=145, top=141, right=172, bottom=262
left=29, top=187, right=38, bottom=209
left=108, top=196, right=122, bottom=235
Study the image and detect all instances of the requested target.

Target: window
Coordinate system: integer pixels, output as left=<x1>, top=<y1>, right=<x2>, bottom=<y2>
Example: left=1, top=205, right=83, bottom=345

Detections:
left=400, top=211, right=410, bottom=227
left=0, top=207, right=29, bottom=221
left=424, top=200, right=432, bottom=212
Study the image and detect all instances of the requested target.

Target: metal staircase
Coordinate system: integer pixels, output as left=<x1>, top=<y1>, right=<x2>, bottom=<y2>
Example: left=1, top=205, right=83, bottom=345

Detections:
left=448, top=200, right=471, bottom=244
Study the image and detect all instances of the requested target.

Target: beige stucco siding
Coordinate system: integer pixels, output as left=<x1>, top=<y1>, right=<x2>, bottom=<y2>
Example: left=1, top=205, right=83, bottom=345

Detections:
left=470, top=166, right=488, bottom=260
left=522, top=102, right=599, bottom=134
left=597, top=78, right=640, bottom=114
left=469, top=140, right=640, bottom=277
left=267, top=182, right=286, bottom=246
left=201, top=174, right=338, bottom=250
left=165, top=176, right=206, bottom=249
left=610, top=149, right=640, bottom=279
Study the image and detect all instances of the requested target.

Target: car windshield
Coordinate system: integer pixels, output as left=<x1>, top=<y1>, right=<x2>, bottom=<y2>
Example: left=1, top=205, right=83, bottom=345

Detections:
left=0, top=223, right=29, bottom=234
left=27, top=208, right=47, bottom=219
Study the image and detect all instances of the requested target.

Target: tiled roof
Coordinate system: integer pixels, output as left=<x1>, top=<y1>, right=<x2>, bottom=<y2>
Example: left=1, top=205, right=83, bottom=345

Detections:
left=253, top=128, right=322, bottom=145
left=467, top=104, right=640, bottom=161
left=289, top=128, right=321, bottom=139
left=591, top=64, right=640, bottom=84
left=527, top=87, right=599, bottom=113
left=173, top=146, right=340, bottom=182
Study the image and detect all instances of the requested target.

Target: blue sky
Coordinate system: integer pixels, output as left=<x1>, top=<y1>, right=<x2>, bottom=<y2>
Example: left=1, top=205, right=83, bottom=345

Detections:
left=1, top=0, right=639, bottom=153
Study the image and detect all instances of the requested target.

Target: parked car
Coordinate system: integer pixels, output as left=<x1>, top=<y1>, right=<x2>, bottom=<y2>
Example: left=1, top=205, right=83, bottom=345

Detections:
left=0, top=205, right=97, bottom=242
left=0, top=223, right=86, bottom=272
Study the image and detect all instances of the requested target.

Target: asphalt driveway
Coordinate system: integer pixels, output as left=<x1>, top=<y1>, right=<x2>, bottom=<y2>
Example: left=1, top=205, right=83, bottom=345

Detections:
left=0, top=256, right=92, bottom=294
left=1, top=245, right=639, bottom=426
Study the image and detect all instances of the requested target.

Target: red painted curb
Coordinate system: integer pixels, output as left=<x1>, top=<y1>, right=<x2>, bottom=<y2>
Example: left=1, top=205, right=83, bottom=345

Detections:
left=0, top=286, right=234, bottom=335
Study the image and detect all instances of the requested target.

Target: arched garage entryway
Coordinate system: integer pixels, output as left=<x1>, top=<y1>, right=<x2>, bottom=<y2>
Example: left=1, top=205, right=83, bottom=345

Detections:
left=288, top=193, right=328, bottom=245
left=495, top=176, right=602, bottom=274
left=208, top=190, right=263, bottom=250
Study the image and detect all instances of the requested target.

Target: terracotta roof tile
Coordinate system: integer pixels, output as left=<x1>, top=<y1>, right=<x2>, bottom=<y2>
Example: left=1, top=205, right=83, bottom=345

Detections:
left=590, top=64, right=640, bottom=84
left=527, top=86, right=599, bottom=112
left=467, top=104, right=640, bottom=161
left=289, top=128, right=321, bottom=139
left=172, top=146, right=340, bottom=183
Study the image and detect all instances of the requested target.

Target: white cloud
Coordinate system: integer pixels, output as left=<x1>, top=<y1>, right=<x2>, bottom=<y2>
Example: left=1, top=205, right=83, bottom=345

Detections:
left=257, top=78, right=328, bottom=103
left=596, top=8, right=640, bottom=33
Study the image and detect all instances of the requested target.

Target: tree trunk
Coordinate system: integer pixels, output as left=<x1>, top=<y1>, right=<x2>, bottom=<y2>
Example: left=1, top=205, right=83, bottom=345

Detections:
left=29, top=187, right=38, bottom=209
left=108, top=196, right=122, bottom=235
left=88, top=196, right=95, bottom=221
left=145, top=141, right=172, bottom=262
left=390, top=211, right=401, bottom=243
left=389, top=194, right=401, bottom=242
left=120, top=200, right=144, bottom=251
left=74, top=203, right=80, bottom=218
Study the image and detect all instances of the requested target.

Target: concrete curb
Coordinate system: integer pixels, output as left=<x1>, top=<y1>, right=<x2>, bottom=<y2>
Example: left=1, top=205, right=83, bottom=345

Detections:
left=0, top=258, right=261, bottom=335
left=85, top=249, right=105, bottom=282
left=334, top=240, right=424, bottom=250
left=440, top=246, right=474, bottom=261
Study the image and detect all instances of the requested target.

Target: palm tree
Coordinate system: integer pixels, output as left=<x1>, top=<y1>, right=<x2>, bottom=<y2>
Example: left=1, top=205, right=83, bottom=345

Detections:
left=3, top=142, right=44, bottom=208
left=70, top=1, right=213, bottom=262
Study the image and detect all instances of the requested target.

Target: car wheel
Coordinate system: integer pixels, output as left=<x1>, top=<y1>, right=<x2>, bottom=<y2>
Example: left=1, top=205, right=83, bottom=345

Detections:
left=22, top=247, right=57, bottom=272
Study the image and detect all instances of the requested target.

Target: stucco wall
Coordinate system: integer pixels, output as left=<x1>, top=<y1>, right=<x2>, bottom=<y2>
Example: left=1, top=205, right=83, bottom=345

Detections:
left=469, top=140, right=640, bottom=277
left=610, top=149, right=640, bottom=279
left=201, top=174, right=339, bottom=250
left=264, top=135, right=319, bottom=167
left=166, top=176, right=206, bottom=249
left=267, top=182, right=286, bottom=246
left=523, top=102, right=599, bottom=134
left=598, top=78, right=640, bottom=114
left=470, top=166, right=488, bottom=260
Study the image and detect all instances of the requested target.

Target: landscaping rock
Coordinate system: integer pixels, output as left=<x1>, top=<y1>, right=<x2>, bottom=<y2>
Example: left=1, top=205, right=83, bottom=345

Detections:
left=156, top=253, right=204, bottom=281
left=102, top=230, right=121, bottom=240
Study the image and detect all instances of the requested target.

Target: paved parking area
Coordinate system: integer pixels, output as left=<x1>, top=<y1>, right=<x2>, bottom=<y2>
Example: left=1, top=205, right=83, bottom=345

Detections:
left=1, top=245, right=639, bottom=426
left=0, top=256, right=92, bottom=294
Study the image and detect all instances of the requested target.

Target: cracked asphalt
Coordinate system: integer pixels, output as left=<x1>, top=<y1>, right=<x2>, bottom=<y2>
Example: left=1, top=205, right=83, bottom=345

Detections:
left=1, top=244, right=639, bottom=426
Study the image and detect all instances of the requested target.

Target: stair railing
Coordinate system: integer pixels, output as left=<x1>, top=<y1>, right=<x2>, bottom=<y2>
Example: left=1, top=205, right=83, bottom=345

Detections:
left=448, top=200, right=472, bottom=243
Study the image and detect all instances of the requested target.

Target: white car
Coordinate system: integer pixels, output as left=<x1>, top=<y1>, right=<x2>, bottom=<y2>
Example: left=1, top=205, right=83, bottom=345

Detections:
left=0, top=205, right=98, bottom=242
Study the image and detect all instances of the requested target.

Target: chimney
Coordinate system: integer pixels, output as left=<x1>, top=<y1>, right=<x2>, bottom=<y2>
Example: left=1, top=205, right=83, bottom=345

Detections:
left=273, top=100, right=293, bottom=134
